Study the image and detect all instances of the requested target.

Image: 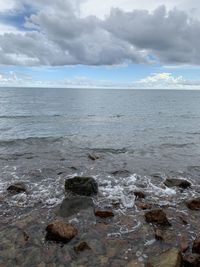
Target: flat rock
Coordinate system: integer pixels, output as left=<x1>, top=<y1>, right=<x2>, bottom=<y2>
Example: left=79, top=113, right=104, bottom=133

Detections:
left=193, top=237, right=200, bottom=254
left=74, top=241, right=91, bottom=253
left=46, top=221, right=77, bottom=243
left=57, top=197, right=94, bottom=218
left=134, top=191, right=146, bottom=199
left=187, top=198, right=200, bottom=210
left=7, top=182, right=26, bottom=194
left=183, top=253, right=200, bottom=266
left=145, top=209, right=171, bottom=226
left=65, top=176, right=98, bottom=196
left=94, top=209, right=114, bottom=218
left=164, top=178, right=191, bottom=189
left=146, top=248, right=182, bottom=267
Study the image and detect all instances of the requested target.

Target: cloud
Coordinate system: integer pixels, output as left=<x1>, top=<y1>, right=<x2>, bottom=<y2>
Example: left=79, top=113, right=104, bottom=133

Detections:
left=0, top=1, right=200, bottom=66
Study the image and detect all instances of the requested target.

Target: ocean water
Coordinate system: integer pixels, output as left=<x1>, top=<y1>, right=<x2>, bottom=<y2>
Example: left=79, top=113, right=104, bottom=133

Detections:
left=1, top=87, right=200, bottom=266
left=0, top=87, right=200, bottom=211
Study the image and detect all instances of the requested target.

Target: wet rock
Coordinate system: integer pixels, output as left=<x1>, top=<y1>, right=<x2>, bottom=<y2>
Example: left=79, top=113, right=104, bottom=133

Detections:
left=146, top=248, right=182, bottom=267
left=164, top=178, right=191, bottom=189
left=179, top=215, right=188, bottom=225
left=134, top=191, right=146, bottom=199
left=46, top=221, right=78, bottom=243
left=154, top=228, right=164, bottom=241
left=145, top=209, right=171, bottom=226
left=74, top=242, right=91, bottom=253
left=94, top=209, right=114, bottom=218
left=193, top=237, right=200, bottom=254
left=88, top=153, right=100, bottom=161
left=136, top=202, right=152, bottom=210
left=180, top=235, right=189, bottom=253
left=7, top=182, right=26, bottom=194
left=111, top=169, right=130, bottom=177
left=65, top=176, right=98, bottom=196
left=187, top=198, right=200, bottom=210
left=57, top=197, right=94, bottom=218
left=183, top=253, right=200, bottom=266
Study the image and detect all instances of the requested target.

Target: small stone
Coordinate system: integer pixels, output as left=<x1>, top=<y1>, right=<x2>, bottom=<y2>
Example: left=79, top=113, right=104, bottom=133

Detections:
left=187, top=198, right=200, bottom=210
left=145, top=209, right=171, bottom=226
left=7, top=182, right=26, bottom=194
left=154, top=229, right=164, bottom=241
left=74, top=242, right=91, bottom=253
left=65, top=176, right=98, bottom=196
left=164, top=178, right=191, bottom=189
left=134, top=191, right=146, bottom=199
left=183, top=253, right=200, bottom=266
left=193, top=237, right=200, bottom=254
left=146, top=248, right=182, bottom=267
left=136, top=202, right=152, bottom=210
left=94, top=209, right=114, bottom=218
left=46, top=221, right=78, bottom=243
left=88, top=153, right=100, bottom=161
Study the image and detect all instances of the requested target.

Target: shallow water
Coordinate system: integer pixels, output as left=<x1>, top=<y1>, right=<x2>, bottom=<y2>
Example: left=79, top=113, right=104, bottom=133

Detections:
left=0, top=88, right=200, bottom=266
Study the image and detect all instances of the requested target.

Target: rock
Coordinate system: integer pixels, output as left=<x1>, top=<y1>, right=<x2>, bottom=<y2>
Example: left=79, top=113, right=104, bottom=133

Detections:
left=7, top=182, right=26, bottom=194
left=74, top=242, right=91, bottom=253
left=179, top=215, right=188, bottom=225
left=126, top=260, right=143, bottom=267
left=146, top=248, right=182, bottom=267
left=111, top=170, right=130, bottom=177
left=164, top=178, right=191, bottom=189
left=154, top=228, right=164, bottom=241
left=193, top=237, right=200, bottom=254
left=134, top=191, right=146, bottom=199
left=136, top=202, right=152, bottom=210
left=88, top=153, right=100, bottom=161
left=94, top=209, right=114, bottom=218
left=183, top=253, right=200, bottom=266
left=187, top=198, right=200, bottom=210
left=65, top=176, right=98, bottom=196
left=46, top=221, right=77, bottom=243
left=145, top=209, right=171, bottom=226
left=57, top=197, right=94, bottom=218
left=180, top=236, right=189, bottom=253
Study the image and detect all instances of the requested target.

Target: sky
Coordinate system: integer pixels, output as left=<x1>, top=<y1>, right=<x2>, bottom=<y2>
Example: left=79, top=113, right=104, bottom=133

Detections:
left=0, top=0, right=200, bottom=89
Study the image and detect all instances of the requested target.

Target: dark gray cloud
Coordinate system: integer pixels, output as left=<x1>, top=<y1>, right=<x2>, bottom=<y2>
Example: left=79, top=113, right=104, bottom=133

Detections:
left=0, top=1, right=200, bottom=66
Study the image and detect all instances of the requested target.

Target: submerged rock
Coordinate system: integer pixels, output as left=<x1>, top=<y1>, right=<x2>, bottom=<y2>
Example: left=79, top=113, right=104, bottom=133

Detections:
left=111, top=169, right=130, bottom=177
left=134, top=191, right=146, bottom=199
left=145, top=209, right=171, bottom=226
left=7, top=182, right=26, bottom=194
left=193, top=237, right=200, bottom=254
left=88, top=153, right=100, bottom=161
left=164, top=178, right=191, bottom=189
left=146, top=248, right=182, bottom=267
left=136, top=201, right=152, bottom=210
left=65, top=176, right=98, bottom=196
left=57, top=197, right=94, bottom=218
left=94, top=209, right=114, bottom=218
left=46, top=221, right=77, bottom=243
left=180, top=236, right=189, bottom=253
left=74, top=241, right=91, bottom=253
left=187, top=198, right=200, bottom=210
left=154, top=228, right=164, bottom=241
left=183, top=253, right=200, bottom=266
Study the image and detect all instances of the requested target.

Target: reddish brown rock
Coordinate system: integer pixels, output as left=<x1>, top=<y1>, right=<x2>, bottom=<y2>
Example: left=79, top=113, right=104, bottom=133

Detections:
left=183, top=253, right=200, bottom=266
left=134, top=191, right=146, bottom=199
left=145, top=209, right=171, bottom=226
left=46, top=221, right=78, bottom=243
left=187, top=198, right=200, bottom=210
left=136, top=202, right=152, bottom=210
left=74, top=241, right=91, bottom=253
left=94, top=209, right=114, bottom=218
left=193, top=237, right=200, bottom=255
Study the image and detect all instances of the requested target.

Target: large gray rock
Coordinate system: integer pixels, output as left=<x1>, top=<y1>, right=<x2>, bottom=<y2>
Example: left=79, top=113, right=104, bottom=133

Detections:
left=164, top=178, right=191, bottom=189
left=65, top=176, right=98, bottom=196
left=57, top=197, right=94, bottom=218
left=146, top=248, right=182, bottom=267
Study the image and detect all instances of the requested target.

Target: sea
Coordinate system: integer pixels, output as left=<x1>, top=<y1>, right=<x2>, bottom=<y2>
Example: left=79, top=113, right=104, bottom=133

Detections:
left=0, top=87, right=200, bottom=266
